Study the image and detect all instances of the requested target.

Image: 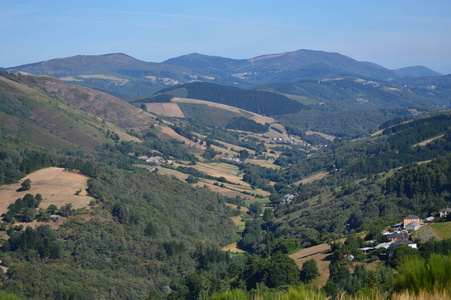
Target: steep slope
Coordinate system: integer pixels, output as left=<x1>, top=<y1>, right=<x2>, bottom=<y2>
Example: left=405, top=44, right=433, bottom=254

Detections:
left=0, top=71, right=153, bottom=129
left=7, top=54, right=194, bottom=99
left=0, top=72, right=144, bottom=149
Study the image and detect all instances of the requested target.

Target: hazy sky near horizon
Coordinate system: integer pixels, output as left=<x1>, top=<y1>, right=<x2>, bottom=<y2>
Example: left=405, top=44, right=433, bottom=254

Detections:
left=1, top=0, right=450, bottom=73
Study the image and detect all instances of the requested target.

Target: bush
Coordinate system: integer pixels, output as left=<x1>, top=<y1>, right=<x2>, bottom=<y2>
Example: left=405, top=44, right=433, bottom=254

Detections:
left=394, top=254, right=451, bottom=295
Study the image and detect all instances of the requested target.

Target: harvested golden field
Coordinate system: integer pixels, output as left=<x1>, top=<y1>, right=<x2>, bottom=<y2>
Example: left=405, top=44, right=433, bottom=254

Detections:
left=299, top=171, right=329, bottom=185
left=192, top=162, right=244, bottom=185
left=289, top=243, right=332, bottom=287
left=156, top=168, right=190, bottom=181
left=172, top=97, right=275, bottom=125
left=146, top=103, right=186, bottom=118
left=413, top=134, right=444, bottom=147
left=222, top=243, right=245, bottom=253
left=157, top=125, right=206, bottom=150
left=0, top=167, right=94, bottom=214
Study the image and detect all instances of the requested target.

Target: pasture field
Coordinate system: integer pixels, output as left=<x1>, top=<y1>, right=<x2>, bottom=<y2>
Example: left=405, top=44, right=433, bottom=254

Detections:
left=155, top=168, right=190, bottom=181
left=0, top=167, right=94, bottom=215
left=430, top=222, right=451, bottom=240
left=192, top=162, right=244, bottom=184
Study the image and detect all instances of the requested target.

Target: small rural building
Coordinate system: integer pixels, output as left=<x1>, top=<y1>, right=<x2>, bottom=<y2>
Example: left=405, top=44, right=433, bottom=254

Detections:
left=387, top=232, right=403, bottom=241
left=50, top=214, right=60, bottom=220
left=439, top=207, right=451, bottom=218
left=405, top=221, right=421, bottom=232
left=147, top=166, right=161, bottom=172
left=393, top=222, right=403, bottom=230
left=375, top=242, right=394, bottom=249
left=283, top=194, right=295, bottom=204
left=392, top=239, right=417, bottom=249
left=425, top=216, right=435, bottom=222
left=359, top=247, right=374, bottom=253
left=403, top=215, right=420, bottom=228
left=343, top=254, right=354, bottom=261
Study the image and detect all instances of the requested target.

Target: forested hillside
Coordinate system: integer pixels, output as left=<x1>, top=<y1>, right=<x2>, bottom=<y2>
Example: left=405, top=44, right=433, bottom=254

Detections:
left=272, top=113, right=451, bottom=240
left=0, top=133, right=236, bottom=299
left=157, top=82, right=307, bottom=116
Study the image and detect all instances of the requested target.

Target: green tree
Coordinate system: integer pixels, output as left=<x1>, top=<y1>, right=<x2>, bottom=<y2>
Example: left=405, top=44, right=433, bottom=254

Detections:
left=266, top=253, right=300, bottom=288
left=144, top=221, right=158, bottom=238
left=389, top=244, right=420, bottom=269
left=240, top=149, right=250, bottom=160
left=20, top=179, right=31, bottom=191
left=269, top=193, right=282, bottom=206
left=47, top=204, right=58, bottom=214
left=186, top=175, right=199, bottom=184
left=300, top=259, right=320, bottom=283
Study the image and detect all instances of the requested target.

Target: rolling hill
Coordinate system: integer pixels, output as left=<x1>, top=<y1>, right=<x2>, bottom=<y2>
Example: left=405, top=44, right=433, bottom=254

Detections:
left=154, top=81, right=307, bottom=116
left=0, top=71, right=147, bottom=150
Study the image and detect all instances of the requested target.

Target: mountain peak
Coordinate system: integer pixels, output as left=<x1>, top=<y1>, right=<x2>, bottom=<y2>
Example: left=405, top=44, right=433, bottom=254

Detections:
left=393, top=66, right=442, bottom=77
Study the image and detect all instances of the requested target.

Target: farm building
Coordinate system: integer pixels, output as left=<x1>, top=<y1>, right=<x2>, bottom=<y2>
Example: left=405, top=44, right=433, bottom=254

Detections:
left=403, top=215, right=420, bottom=228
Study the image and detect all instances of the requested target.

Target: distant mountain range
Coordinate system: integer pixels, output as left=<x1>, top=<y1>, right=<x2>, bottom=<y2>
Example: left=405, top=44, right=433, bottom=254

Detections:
left=6, top=49, right=443, bottom=100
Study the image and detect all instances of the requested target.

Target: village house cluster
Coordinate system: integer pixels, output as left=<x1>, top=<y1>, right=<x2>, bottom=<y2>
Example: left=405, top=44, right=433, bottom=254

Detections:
left=360, top=208, right=450, bottom=255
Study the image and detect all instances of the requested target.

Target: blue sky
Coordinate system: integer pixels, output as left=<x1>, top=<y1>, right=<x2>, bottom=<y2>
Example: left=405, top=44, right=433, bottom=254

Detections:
left=1, top=0, right=451, bottom=73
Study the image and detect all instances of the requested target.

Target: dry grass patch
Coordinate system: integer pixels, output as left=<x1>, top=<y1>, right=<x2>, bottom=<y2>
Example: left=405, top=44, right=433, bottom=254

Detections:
left=0, top=167, right=94, bottom=215
left=247, top=159, right=280, bottom=169
left=413, top=135, right=445, bottom=147
left=146, top=103, right=185, bottom=118
left=222, top=243, right=245, bottom=253
left=289, top=243, right=332, bottom=288
left=298, top=171, right=329, bottom=185
left=158, top=125, right=206, bottom=150
left=156, top=168, right=190, bottom=181
left=192, top=162, right=245, bottom=185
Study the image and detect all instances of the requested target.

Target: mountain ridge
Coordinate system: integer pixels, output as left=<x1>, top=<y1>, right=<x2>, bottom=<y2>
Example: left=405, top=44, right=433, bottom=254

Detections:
left=6, top=49, right=444, bottom=101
